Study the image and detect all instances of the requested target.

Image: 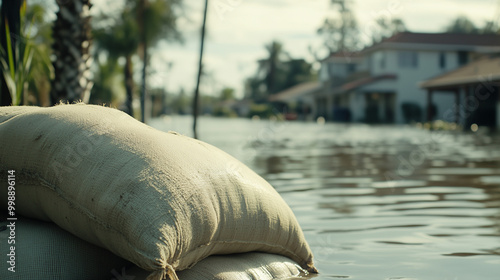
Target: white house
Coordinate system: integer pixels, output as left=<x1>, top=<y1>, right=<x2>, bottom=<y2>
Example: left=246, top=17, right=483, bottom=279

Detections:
left=315, top=32, right=500, bottom=124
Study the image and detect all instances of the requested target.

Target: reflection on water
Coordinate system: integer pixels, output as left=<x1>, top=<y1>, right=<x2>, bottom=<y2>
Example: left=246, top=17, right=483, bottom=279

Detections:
left=150, top=116, right=500, bottom=280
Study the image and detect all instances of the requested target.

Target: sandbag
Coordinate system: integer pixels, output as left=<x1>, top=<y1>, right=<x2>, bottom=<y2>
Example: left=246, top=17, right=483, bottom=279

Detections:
left=178, top=253, right=307, bottom=280
left=129, top=253, right=308, bottom=280
left=0, top=104, right=317, bottom=280
left=0, top=217, right=131, bottom=280
left=0, top=218, right=308, bottom=280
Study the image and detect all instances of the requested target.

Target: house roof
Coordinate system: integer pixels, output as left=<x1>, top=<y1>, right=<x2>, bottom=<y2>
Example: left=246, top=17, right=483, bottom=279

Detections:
left=333, top=74, right=397, bottom=93
left=420, top=56, right=500, bottom=89
left=269, top=81, right=321, bottom=102
left=382, top=32, right=500, bottom=46
left=363, top=32, right=500, bottom=53
left=322, top=32, right=500, bottom=62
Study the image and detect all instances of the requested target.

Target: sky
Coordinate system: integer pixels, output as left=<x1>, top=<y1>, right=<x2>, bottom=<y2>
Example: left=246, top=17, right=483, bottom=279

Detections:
left=95, top=0, right=500, bottom=98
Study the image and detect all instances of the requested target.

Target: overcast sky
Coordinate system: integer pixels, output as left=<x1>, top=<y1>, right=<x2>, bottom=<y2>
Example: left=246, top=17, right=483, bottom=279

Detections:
left=99, top=0, right=500, bottom=98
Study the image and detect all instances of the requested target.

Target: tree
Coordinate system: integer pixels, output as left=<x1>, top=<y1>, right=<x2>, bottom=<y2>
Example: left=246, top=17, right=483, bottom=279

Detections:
left=51, top=0, right=93, bottom=104
left=317, top=0, right=359, bottom=54
left=444, top=15, right=498, bottom=34
left=482, top=20, right=498, bottom=34
left=282, top=59, right=316, bottom=90
left=370, top=17, right=406, bottom=44
left=192, top=0, right=208, bottom=139
left=444, top=15, right=479, bottom=34
left=245, top=41, right=288, bottom=102
left=246, top=41, right=316, bottom=102
left=89, top=57, right=124, bottom=106
left=259, top=42, right=316, bottom=94
left=93, top=4, right=139, bottom=115
left=138, top=0, right=182, bottom=122
left=93, top=0, right=182, bottom=117
left=219, top=87, right=234, bottom=101
left=245, top=76, right=265, bottom=102
left=262, top=41, right=289, bottom=94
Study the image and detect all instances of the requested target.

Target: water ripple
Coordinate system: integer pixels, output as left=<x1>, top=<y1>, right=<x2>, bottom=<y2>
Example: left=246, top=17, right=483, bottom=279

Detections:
left=151, top=117, right=500, bottom=280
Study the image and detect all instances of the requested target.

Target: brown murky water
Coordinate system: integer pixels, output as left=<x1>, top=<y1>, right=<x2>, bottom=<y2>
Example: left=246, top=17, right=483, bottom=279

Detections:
left=150, top=116, right=500, bottom=280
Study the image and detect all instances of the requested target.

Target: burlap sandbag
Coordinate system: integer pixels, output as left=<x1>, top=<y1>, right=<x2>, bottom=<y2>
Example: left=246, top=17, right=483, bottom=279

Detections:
left=179, top=252, right=307, bottom=280
left=133, top=252, right=308, bottom=280
left=0, top=218, right=308, bottom=280
left=0, top=104, right=317, bottom=280
left=0, top=217, right=131, bottom=280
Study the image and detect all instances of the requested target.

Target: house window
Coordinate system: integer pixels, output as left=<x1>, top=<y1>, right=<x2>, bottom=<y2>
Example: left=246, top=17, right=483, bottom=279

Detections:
left=398, top=51, right=418, bottom=68
left=373, top=51, right=386, bottom=70
left=458, top=51, right=468, bottom=66
left=439, top=52, right=446, bottom=69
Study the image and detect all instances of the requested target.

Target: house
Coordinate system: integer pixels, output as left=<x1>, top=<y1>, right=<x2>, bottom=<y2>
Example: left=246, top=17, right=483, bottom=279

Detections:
left=315, top=32, right=500, bottom=123
left=420, top=56, right=500, bottom=128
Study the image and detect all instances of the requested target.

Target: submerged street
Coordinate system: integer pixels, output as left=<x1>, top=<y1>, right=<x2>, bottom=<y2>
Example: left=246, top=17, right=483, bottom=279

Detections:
left=151, top=116, right=500, bottom=280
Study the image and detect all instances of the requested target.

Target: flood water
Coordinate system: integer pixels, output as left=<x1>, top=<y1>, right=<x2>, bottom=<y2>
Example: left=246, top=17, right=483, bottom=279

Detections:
left=149, top=116, right=500, bottom=280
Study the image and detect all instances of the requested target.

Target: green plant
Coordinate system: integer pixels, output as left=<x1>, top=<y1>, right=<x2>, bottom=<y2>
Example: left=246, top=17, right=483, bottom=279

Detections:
left=0, top=12, right=34, bottom=105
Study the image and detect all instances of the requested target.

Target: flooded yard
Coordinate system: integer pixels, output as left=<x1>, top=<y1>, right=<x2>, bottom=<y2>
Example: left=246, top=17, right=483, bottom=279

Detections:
left=150, top=116, right=500, bottom=280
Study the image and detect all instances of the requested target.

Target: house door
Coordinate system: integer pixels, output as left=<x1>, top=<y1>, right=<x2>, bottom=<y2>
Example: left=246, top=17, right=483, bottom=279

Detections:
left=383, top=93, right=395, bottom=123
left=365, top=93, right=380, bottom=123
left=365, top=93, right=396, bottom=124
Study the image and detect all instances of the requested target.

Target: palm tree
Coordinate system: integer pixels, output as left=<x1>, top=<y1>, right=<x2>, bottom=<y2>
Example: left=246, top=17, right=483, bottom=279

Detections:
left=93, top=5, right=139, bottom=115
left=263, top=41, right=288, bottom=94
left=138, top=0, right=182, bottom=122
left=93, top=0, right=182, bottom=118
left=51, top=0, right=93, bottom=104
left=192, top=0, right=208, bottom=139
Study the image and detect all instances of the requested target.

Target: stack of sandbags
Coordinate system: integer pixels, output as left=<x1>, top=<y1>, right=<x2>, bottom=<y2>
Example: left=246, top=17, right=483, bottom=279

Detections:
left=0, top=104, right=317, bottom=280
